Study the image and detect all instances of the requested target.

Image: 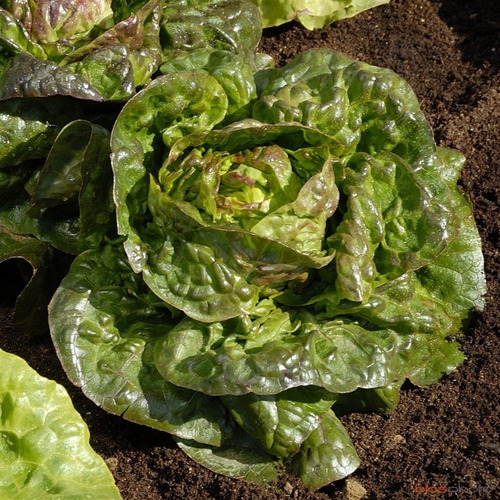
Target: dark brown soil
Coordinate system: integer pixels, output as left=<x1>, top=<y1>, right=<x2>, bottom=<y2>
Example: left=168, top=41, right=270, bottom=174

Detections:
left=1, top=0, right=498, bottom=498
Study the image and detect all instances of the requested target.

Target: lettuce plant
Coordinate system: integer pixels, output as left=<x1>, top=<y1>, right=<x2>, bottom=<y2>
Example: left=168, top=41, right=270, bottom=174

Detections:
left=0, top=0, right=162, bottom=100
left=252, top=0, right=391, bottom=29
left=0, top=348, right=121, bottom=498
left=47, top=48, right=485, bottom=489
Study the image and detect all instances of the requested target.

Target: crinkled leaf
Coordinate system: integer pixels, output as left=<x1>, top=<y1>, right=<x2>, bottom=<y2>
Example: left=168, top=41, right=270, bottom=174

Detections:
left=318, top=272, right=458, bottom=336
left=415, top=148, right=486, bottom=322
left=145, top=181, right=333, bottom=322
left=111, top=71, right=234, bottom=314
left=255, top=49, right=434, bottom=163
left=161, top=0, right=261, bottom=63
left=222, top=387, right=337, bottom=458
left=0, top=0, right=161, bottom=101
left=328, top=151, right=455, bottom=302
left=252, top=0, right=390, bottom=29
left=154, top=308, right=464, bottom=396
left=0, top=97, right=81, bottom=168
left=67, top=45, right=135, bottom=101
left=0, top=52, right=105, bottom=100
left=0, top=54, right=104, bottom=101
left=250, top=158, right=339, bottom=255
left=160, top=48, right=256, bottom=121
left=0, top=348, right=121, bottom=499
left=4, top=0, right=114, bottom=43
left=138, top=222, right=261, bottom=323
left=176, top=432, right=279, bottom=485
left=49, top=245, right=230, bottom=445
left=113, top=72, right=340, bottom=322
left=62, top=0, right=162, bottom=90
left=289, top=410, right=359, bottom=490
left=111, top=72, right=228, bottom=264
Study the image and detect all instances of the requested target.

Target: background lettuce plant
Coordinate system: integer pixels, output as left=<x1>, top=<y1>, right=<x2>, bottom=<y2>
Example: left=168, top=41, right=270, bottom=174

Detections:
left=0, top=349, right=121, bottom=498
left=0, top=0, right=264, bottom=335
left=252, top=0, right=391, bottom=29
left=0, top=0, right=162, bottom=100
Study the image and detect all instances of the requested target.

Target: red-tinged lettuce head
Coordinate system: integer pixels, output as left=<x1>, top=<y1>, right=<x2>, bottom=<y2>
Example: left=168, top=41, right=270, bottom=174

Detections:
left=5, top=0, right=113, bottom=43
left=36, top=46, right=485, bottom=494
left=0, top=0, right=161, bottom=100
left=0, top=0, right=263, bottom=101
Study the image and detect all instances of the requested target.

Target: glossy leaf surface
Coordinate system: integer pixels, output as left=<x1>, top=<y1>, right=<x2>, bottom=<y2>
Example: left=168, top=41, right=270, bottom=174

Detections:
left=161, top=0, right=261, bottom=63
left=0, top=0, right=162, bottom=100
left=252, top=0, right=390, bottom=29
left=154, top=309, right=465, bottom=396
left=222, top=387, right=337, bottom=457
left=0, top=348, right=121, bottom=499
left=176, top=432, right=279, bottom=485
left=289, top=410, right=359, bottom=490
left=49, top=245, right=230, bottom=445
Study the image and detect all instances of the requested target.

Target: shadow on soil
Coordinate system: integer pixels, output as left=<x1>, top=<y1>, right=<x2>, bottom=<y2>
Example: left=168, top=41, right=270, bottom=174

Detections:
left=437, top=0, right=500, bottom=70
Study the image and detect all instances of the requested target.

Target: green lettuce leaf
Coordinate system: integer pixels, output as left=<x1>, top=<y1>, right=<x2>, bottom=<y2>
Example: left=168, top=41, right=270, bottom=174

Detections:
left=0, top=6, right=47, bottom=58
left=0, top=52, right=105, bottom=101
left=63, top=0, right=162, bottom=91
left=0, top=0, right=162, bottom=100
left=49, top=245, right=231, bottom=446
left=0, top=348, right=121, bottom=499
left=154, top=308, right=464, bottom=396
left=175, top=432, right=279, bottom=485
left=161, top=0, right=262, bottom=63
left=0, top=97, right=81, bottom=168
left=328, top=152, right=454, bottom=302
left=3, top=0, right=113, bottom=44
left=289, top=410, right=359, bottom=490
left=0, top=226, right=58, bottom=334
left=415, top=148, right=486, bottom=323
left=252, top=0, right=390, bottom=29
left=316, top=272, right=459, bottom=336
left=334, top=382, right=402, bottom=416
left=222, top=387, right=337, bottom=458
left=0, top=119, right=114, bottom=254
left=111, top=72, right=228, bottom=275
left=255, top=49, right=434, bottom=163
left=159, top=48, right=257, bottom=122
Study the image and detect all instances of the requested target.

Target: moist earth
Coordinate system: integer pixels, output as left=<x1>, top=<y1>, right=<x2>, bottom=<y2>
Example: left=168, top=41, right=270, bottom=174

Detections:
left=0, top=0, right=498, bottom=498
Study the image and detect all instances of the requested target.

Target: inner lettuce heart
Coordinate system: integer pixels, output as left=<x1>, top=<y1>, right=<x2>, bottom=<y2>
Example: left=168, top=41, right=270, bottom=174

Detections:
left=111, top=50, right=469, bottom=324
